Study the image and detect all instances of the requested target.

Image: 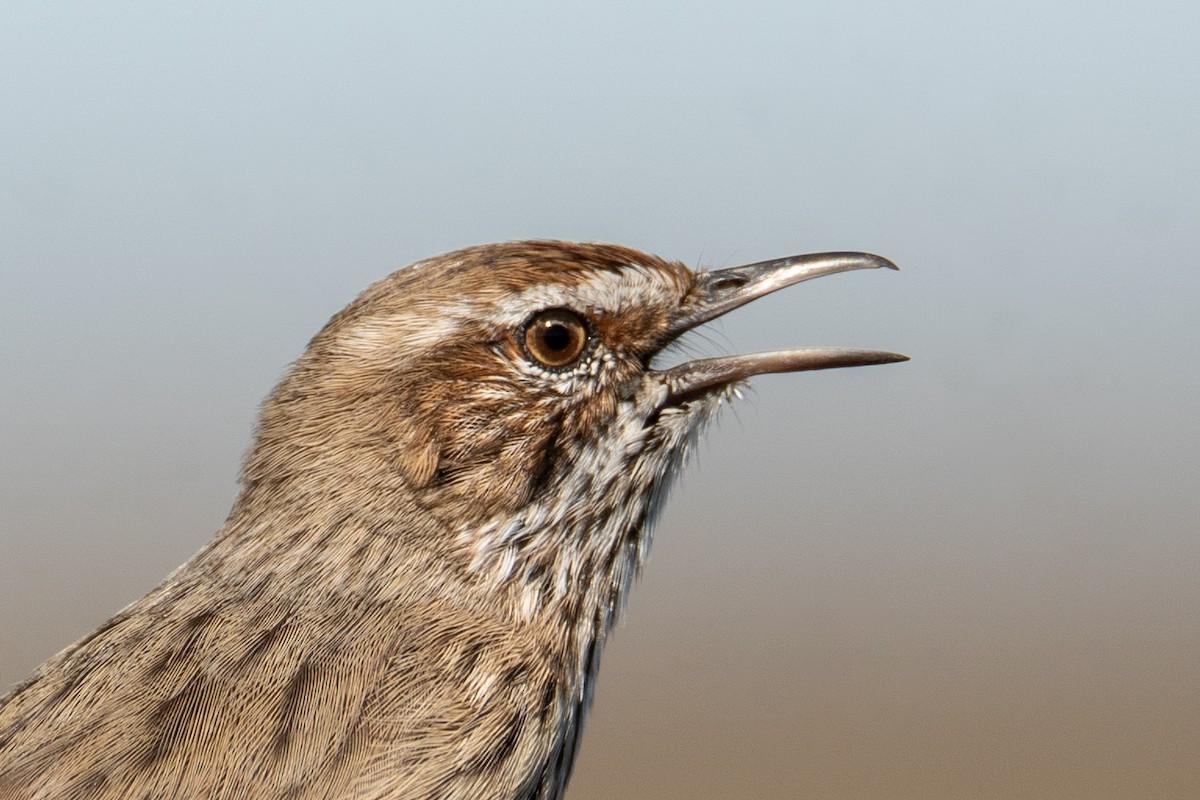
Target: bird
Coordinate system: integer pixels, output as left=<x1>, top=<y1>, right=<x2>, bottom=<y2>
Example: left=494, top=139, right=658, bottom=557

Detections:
left=0, top=240, right=905, bottom=799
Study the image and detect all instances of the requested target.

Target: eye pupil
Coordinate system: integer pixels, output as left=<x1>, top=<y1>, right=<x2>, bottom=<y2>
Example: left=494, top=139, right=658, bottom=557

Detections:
left=540, top=323, right=571, bottom=351
left=523, top=309, right=589, bottom=368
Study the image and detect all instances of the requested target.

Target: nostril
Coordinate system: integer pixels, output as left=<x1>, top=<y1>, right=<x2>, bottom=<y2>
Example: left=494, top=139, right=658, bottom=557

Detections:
left=709, top=275, right=748, bottom=292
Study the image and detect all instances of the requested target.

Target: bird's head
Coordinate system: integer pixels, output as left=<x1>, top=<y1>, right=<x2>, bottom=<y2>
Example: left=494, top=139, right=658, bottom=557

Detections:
left=234, top=240, right=903, bottom=615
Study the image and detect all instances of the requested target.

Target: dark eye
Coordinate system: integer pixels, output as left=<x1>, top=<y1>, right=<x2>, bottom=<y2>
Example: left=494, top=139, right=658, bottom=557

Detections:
left=523, top=309, right=589, bottom=368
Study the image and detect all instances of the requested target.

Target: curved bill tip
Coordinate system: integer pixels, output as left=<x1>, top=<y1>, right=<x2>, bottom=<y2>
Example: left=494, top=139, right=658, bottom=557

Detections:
left=674, top=251, right=901, bottom=336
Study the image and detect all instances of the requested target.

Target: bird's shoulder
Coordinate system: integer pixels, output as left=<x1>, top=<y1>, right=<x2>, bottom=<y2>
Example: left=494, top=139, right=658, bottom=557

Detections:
left=0, top=578, right=566, bottom=800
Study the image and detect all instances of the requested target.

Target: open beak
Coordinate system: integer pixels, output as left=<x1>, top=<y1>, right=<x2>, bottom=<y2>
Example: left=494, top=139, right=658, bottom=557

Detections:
left=660, top=251, right=908, bottom=402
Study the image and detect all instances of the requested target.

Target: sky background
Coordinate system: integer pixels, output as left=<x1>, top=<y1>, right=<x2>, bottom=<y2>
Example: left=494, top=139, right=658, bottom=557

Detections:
left=2, top=2, right=1198, bottom=798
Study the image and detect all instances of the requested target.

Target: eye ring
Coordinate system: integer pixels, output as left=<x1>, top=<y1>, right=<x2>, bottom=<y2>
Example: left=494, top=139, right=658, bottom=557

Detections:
left=522, top=309, right=591, bottom=369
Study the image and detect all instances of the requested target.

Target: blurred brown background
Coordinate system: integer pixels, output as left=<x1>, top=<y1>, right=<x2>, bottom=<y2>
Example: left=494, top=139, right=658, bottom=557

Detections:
left=2, top=3, right=1197, bottom=798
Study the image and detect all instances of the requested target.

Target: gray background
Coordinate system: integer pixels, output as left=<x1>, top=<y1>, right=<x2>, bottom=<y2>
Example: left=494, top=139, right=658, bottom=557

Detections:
left=2, top=2, right=1197, bottom=798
